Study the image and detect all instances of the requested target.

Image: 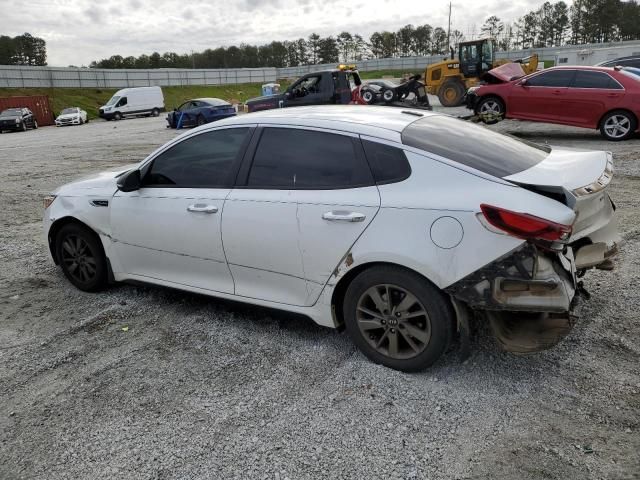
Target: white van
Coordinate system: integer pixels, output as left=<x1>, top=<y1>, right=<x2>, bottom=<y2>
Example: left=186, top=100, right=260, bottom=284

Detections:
left=98, top=86, right=164, bottom=121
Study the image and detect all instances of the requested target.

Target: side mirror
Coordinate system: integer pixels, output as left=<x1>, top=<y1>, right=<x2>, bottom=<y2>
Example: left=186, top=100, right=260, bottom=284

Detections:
left=117, top=169, right=141, bottom=192
left=519, top=78, right=528, bottom=86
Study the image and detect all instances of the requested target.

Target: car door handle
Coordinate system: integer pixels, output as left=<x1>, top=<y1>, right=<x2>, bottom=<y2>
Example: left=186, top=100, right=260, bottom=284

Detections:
left=187, top=204, right=218, bottom=214
left=322, top=211, right=366, bottom=222
left=551, top=90, right=562, bottom=95
left=606, top=93, right=619, bottom=97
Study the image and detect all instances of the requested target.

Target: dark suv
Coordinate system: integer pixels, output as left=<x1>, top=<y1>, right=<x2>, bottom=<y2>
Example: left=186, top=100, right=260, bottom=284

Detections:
left=0, top=108, right=38, bottom=133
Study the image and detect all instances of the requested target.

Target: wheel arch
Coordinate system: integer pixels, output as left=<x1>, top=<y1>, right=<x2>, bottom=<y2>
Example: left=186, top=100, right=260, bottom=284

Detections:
left=48, top=216, right=103, bottom=263
left=330, top=260, right=451, bottom=330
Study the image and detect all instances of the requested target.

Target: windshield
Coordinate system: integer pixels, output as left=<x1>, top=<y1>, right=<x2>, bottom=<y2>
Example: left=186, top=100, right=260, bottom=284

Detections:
left=106, top=96, right=120, bottom=106
left=0, top=108, right=21, bottom=117
left=61, top=108, right=78, bottom=115
left=401, top=115, right=550, bottom=178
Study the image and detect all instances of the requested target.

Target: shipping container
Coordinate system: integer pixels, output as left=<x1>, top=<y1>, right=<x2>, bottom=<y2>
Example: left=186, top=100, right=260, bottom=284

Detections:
left=0, top=95, right=55, bottom=126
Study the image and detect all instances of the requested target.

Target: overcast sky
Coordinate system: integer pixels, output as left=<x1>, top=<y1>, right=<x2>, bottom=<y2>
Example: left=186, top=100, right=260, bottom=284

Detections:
left=2, top=0, right=554, bottom=66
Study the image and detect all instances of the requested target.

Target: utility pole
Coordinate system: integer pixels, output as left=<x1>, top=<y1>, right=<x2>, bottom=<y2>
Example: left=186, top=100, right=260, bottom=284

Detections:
left=446, top=2, right=452, bottom=50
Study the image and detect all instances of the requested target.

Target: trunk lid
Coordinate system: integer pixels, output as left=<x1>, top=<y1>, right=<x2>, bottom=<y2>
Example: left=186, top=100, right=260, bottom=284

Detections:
left=504, top=148, right=616, bottom=243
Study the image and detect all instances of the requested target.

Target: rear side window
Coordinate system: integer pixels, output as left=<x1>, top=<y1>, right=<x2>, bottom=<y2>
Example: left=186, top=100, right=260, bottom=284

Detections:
left=527, top=69, right=575, bottom=87
left=248, top=128, right=373, bottom=189
left=144, top=128, right=250, bottom=187
left=572, top=71, right=622, bottom=89
left=401, top=116, right=549, bottom=178
left=362, top=140, right=411, bottom=184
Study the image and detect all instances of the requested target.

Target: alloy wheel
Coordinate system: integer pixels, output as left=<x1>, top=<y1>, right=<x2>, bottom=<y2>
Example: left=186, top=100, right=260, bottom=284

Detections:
left=356, top=283, right=431, bottom=360
left=603, top=115, right=631, bottom=139
left=479, top=100, right=502, bottom=115
left=60, top=234, right=98, bottom=284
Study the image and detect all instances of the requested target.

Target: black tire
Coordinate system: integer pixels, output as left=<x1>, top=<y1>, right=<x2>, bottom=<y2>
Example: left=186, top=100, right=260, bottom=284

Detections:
left=437, top=79, right=465, bottom=107
left=21, top=122, right=27, bottom=132
left=196, top=115, right=206, bottom=126
left=86, top=117, right=89, bottom=123
left=151, top=108, right=160, bottom=117
left=600, top=110, right=637, bottom=141
left=343, top=266, right=454, bottom=372
left=381, top=88, right=397, bottom=103
left=55, top=223, right=108, bottom=292
left=79, top=118, right=84, bottom=125
left=33, top=120, right=38, bottom=129
left=113, top=112, right=122, bottom=121
left=475, top=96, right=505, bottom=125
left=360, top=88, right=375, bottom=104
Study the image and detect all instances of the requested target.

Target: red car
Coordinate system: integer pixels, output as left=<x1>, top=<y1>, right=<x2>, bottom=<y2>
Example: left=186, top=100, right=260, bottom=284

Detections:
left=466, top=66, right=640, bottom=141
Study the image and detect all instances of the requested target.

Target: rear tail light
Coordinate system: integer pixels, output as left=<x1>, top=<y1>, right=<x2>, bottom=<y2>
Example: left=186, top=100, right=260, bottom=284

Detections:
left=480, top=204, right=572, bottom=241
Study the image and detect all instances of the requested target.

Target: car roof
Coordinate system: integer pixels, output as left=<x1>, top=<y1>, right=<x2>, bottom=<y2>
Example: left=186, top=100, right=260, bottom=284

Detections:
left=211, top=105, right=439, bottom=141
left=194, top=97, right=230, bottom=105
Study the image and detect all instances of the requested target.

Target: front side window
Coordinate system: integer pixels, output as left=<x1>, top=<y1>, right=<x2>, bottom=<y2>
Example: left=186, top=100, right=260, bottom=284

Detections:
left=401, top=116, right=549, bottom=178
left=143, top=128, right=250, bottom=187
left=117, top=97, right=128, bottom=107
left=247, top=128, right=373, bottom=189
left=526, top=69, right=575, bottom=87
left=572, top=71, right=622, bottom=89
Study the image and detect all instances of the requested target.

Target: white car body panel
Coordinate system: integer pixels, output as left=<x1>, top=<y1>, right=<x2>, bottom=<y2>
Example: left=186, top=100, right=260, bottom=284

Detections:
left=110, top=188, right=234, bottom=294
left=43, top=106, right=619, bottom=333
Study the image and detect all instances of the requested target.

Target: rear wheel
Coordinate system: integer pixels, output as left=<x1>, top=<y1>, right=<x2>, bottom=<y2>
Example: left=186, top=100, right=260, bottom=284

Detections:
left=343, top=266, right=453, bottom=372
left=196, top=115, right=206, bottom=126
left=437, top=79, right=465, bottom=107
left=600, top=110, right=637, bottom=141
left=476, top=96, right=505, bottom=125
left=55, top=223, right=108, bottom=292
left=381, top=88, right=397, bottom=103
left=151, top=108, right=160, bottom=117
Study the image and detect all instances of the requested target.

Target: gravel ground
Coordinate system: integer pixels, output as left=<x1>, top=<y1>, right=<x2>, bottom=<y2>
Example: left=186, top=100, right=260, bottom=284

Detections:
left=0, top=105, right=639, bottom=480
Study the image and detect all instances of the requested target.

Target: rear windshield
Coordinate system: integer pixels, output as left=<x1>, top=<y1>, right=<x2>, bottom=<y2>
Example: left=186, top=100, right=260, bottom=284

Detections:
left=401, top=115, right=550, bottom=178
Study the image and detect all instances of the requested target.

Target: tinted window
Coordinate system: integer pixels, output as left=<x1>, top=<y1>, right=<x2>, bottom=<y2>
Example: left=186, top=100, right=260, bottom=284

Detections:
left=572, top=71, right=622, bottom=89
left=362, top=140, right=411, bottom=184
left=144, top=128, right=250, bottom=187
left=401, top=116, right=549, bottom=178
left=248, top=128, right=373, bottom=189
left=527, top=69, right=575, bottom=87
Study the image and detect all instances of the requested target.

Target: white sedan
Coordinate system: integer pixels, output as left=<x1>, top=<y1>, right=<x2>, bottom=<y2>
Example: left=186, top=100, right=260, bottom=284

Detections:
left=43, top=106, right=618, bottom=371
left=55, top=107, right=88, bottom=126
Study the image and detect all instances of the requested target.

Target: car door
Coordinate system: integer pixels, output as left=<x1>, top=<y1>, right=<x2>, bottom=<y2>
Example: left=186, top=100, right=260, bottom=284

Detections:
left=109, top=126, right=253, bottom=293
left=222, top=126, right=380, bottom=306
left=564, top=70, right=624, bottom=128
left=508, top=69, right=576, bottom=122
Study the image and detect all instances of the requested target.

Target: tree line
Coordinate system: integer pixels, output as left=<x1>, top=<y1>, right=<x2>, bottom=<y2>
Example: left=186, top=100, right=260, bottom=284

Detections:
left=89, top=0, right=640, bottom=69
left=0, top=33, right=47, bottom=66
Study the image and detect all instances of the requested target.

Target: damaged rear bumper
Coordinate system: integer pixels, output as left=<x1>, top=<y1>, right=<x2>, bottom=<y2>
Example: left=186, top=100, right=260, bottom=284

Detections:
left=445, top=241, right=616, bottom=353
left=445, top=243, right=578, bottom=313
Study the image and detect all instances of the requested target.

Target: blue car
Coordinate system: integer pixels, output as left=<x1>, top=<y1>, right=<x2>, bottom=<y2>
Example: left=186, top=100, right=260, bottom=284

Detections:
left=166, top=98, right=236, bottom=128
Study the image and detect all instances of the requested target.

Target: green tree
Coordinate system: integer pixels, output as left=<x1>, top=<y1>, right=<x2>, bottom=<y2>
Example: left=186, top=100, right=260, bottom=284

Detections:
left=308, top=33, right=321, bottom=64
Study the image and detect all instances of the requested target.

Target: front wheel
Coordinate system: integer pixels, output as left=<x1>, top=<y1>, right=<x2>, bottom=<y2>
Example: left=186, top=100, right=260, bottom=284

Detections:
left=21, top=122, right=27, bottom=132
left=381, top=88, right=397, bottom=103
left=55, top=223, right=108, bottom=292
left=113, top=112, right=122, bottom=121
left=476, top=96, right=505, bottom=125
left=343, top=266, right=454, bottom=372
left=600, top=110, right=637, bottom=141
left=33, top=120, right=38, bottom=129
left=360, top=89, right=375, bottom=104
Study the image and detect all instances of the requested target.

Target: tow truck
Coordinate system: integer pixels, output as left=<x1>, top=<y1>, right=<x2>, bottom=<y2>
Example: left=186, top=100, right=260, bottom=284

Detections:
left=244, top=65, right=431, bottom=113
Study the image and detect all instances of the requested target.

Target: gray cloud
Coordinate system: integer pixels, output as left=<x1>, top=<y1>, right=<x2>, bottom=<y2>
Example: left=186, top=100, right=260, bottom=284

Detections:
left=2, top=0, right=554, bottom=66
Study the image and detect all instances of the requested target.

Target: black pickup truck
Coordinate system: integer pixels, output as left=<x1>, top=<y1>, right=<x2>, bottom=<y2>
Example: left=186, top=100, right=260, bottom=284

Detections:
left=245, top=68, right=358, bottom=113
left=244, top=67, right=431, bottom=113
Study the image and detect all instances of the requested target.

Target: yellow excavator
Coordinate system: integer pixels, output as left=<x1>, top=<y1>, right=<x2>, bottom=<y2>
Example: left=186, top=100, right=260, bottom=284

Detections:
left=425, top=38, right=539, bottom=107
